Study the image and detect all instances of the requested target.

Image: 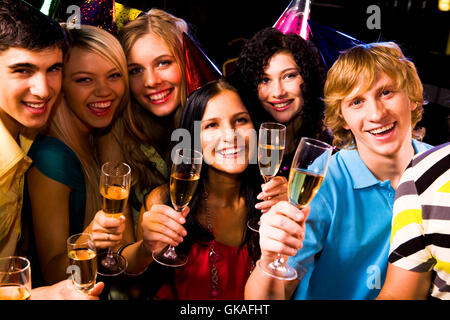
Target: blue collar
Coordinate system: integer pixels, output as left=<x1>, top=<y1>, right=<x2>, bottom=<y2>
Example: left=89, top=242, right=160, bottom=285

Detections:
left=340, top=139, right=428, bottom=190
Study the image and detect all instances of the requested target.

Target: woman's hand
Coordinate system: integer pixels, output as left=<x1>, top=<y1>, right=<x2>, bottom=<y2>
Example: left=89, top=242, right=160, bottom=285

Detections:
left=141, top=204, right=189, bottom=255
left=255, top=176, right=288, bottom=213
left=258, top=201, right=309, bottom=260
left=89, top=210, right=126, bottom=249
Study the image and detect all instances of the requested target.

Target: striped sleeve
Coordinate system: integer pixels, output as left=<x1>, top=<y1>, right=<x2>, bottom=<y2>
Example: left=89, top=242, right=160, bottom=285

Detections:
left=389, top=170, right=435, bottom=271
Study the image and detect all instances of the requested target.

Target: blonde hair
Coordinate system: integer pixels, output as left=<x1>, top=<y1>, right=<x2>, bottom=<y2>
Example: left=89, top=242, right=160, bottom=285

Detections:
left=324, top=42, right=424, bottom=149
left=114, top=9, right=189, bottom=194
left=51, top=24, right=130, bottom=224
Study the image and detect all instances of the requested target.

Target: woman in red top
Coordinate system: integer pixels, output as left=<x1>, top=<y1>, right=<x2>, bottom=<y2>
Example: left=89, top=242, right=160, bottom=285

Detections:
left=120, top=79, right=287, bottom=299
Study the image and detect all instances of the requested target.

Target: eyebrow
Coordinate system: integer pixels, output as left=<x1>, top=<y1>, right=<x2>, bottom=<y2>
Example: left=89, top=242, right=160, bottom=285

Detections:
left=201, top=111, right=249, bottom=123
left=70, top=67, right=119, bottom=76
left=8, top=62, right=64, bottom=71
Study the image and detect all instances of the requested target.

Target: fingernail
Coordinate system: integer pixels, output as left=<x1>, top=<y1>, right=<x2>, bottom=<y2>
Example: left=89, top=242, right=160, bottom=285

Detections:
left=257, top=193, right=263, bottom=200
left=296, top=213, right=303, bottom=221
left=255, top=203, right=261, bottom=209
left=179, top=217, right=186, bottom=224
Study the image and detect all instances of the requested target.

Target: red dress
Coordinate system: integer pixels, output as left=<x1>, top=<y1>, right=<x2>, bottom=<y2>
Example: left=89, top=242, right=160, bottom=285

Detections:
left=155, top=240, right=254, bottom=300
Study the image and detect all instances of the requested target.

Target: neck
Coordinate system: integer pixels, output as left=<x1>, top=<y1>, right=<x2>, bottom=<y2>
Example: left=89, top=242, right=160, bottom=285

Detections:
left=205, top=167, right=242, bottom=206
left=359, top=138, right=415, bottom=190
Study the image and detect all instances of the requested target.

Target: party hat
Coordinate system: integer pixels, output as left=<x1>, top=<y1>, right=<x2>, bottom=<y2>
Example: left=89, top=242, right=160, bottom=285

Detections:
left=183, top=32, right=222, bottom=96
left=76, top=0, right=116, bottom=33
left=274, top=0, right=311, bottom=40
left=114, top=2, right=144, bottom=32
left=308, top=20, right=364, bottom=70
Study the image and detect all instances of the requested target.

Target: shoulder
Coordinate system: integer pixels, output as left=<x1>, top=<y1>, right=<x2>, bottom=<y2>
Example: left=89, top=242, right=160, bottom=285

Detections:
left=144, top=184, right=169, bottom=210
left=29, top=136, right=79, bottom=164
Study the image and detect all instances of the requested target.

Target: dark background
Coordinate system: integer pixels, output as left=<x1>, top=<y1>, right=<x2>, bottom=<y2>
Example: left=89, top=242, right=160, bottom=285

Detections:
left=28, top=0, right=450, bottom=144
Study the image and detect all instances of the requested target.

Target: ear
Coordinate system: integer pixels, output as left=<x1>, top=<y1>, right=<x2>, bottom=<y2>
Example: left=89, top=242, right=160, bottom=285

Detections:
left=410, top=100, right=418, bottom=111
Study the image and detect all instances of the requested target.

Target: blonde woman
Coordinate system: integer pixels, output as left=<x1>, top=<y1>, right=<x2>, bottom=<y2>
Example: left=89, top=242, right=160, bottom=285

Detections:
left=99, top=9, right=189, bottom=230
left=24, top=25, right=134, bottom=287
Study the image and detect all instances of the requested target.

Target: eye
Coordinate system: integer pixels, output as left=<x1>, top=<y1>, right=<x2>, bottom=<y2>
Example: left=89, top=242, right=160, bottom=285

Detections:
left=349, top=99, right=363, bottom=108
left=128, top=67, right=144, bottom=76
left=236, top=117, right=249, bottom=124
left=48, top=65, right=62, bottom=73
left=109, top=72, right=122, bottom=80
left=283, top=71, right=299, bottom=80
left=158, top=59, right=173, bottom=68
left=381, top=89, right=392, bottom=97
left=259, top=77, right=270, bottom=85
left=12, top=68, right=32, bottom=75
left=74, top=77, right=92, bottom=84
left=204, top=122, right=217, bottom=129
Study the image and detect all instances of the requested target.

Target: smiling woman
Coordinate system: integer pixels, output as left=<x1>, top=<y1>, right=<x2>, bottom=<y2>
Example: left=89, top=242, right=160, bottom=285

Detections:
left=22, top=25, right=134, bottom=288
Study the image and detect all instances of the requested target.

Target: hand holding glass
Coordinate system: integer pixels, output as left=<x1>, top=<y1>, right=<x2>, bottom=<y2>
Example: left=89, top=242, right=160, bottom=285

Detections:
left=97, top=161, right=131, bottom=276
left=152, top=148, right=203, bottom=267
left=67, top=233, right=97, bottom=293
left=257, top=137, right=332, bottom=280
left=0, top=256, right=31, bottom=300
left=248, top=122, right=286, bottom=232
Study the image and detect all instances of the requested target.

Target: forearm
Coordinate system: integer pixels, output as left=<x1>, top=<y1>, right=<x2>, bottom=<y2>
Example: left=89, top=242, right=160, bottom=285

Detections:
left=121, top=240, right=154, bottom=275
left=42, top=253, right=70, bottom=285
left=245, top=260, right=292, bottom=300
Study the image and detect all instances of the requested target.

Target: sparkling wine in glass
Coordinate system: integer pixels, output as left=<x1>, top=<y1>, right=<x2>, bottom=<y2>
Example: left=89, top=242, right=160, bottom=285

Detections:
left=248, top=122, right=286, bottom=232
left=152, top=148, right=202, bottom=267
left=67, top=233, right=97, bottom=293
left=257, top=137, right=332, bottom=280
left=97, top=161, right=131, bottom=276
left=0, top=256, right=31, bottom=300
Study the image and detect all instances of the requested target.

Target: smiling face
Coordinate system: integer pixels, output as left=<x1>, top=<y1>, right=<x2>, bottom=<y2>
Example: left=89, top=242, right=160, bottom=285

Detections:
left=201, top=89, right=255, bottom=174
left=257, top=51, right=304, bottom=123
left=127, top=33, right=182, bottom=117
left=62, top=47, right=125, bottom=131
left=0, top=47, right=63, bottom=136
left=340, top=72, right=417, bottom=159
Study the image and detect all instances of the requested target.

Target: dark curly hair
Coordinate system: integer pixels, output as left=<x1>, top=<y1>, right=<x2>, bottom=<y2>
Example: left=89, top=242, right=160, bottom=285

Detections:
left=229, top=27, right=328, bottom=142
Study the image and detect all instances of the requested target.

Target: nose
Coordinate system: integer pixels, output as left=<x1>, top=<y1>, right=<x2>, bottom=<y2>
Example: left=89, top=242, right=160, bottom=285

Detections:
left=367, top=98, right=387, bottom=122
left=29, top=73, right=50, bottom=99
left=94, top=79, right=113, bottom=97
left=222, top=127, right=238, bottom=144
left=271, top=79, right=286, bottom=98
left=144, top=68, right=162, bottom=87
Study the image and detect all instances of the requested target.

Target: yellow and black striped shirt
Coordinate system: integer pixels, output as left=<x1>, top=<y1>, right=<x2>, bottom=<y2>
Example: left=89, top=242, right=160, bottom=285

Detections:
left=389, top=142, right=450, bottom=299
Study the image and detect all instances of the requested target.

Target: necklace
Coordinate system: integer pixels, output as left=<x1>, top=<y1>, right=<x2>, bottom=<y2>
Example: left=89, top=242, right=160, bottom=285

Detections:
left=202, top=189, right=219, bottom=299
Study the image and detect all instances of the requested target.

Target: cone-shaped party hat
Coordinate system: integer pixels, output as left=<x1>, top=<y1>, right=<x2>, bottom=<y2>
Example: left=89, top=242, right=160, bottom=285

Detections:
left=115, top=2, right=144, bottom=32
left=308, top=20, right=364, bottom=70
left=274, top=0, right=311, bottom=40
left=183, top=32, right=222, bottom=96
left=78, top=0, right=116, bottom=34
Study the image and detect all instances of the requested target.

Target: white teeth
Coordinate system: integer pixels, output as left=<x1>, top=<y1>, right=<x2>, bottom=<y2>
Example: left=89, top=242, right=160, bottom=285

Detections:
left=88, top=101, right=111, bottom=108
left=272, top=101, right=290, bottom=109
left=24, top=102, right=45, bottom=109
left=219, top=147, right=243, bottom=155
left=369, top=123, right=394, bottom=134
left=149, top=90, right=170, bottom=101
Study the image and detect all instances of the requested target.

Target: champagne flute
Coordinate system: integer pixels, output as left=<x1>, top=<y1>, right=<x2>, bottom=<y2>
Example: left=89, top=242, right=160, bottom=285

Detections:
left=97, top=161, right=131, bottom=276
left=0, top=256, right=31, bottom=300
left=248, top=122, right=286, bottom=232
left=257, top=137, right=332, bottom=280
left=152, top=148, right=203, bottom=267
left=67, top=233, right=97, bottom=293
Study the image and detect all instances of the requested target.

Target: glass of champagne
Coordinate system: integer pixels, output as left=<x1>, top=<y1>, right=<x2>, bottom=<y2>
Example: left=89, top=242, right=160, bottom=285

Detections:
left=257, top=137, right=332, bottom=280
left=152, top=148, right=203, bottom=267
left=97, top=161, right=131, bottom=276
left=0, top=256, right=31, bottom=300
left=67, top=233, right=97, bottom=293
left=248, top=122, right=286, bottom=232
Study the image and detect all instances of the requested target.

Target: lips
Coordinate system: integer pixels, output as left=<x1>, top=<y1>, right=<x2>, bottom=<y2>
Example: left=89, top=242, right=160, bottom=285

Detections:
left=216, top=146, right=245, bottom=159
left=87, top=100, right=113, bottom=117
left=23, top=101, right=47, bottom=115
left=268, top=99, right=293, bottom=112
left=368, top=123, right=395, bottom=135
left=147, top=88, right=173, bottom=104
